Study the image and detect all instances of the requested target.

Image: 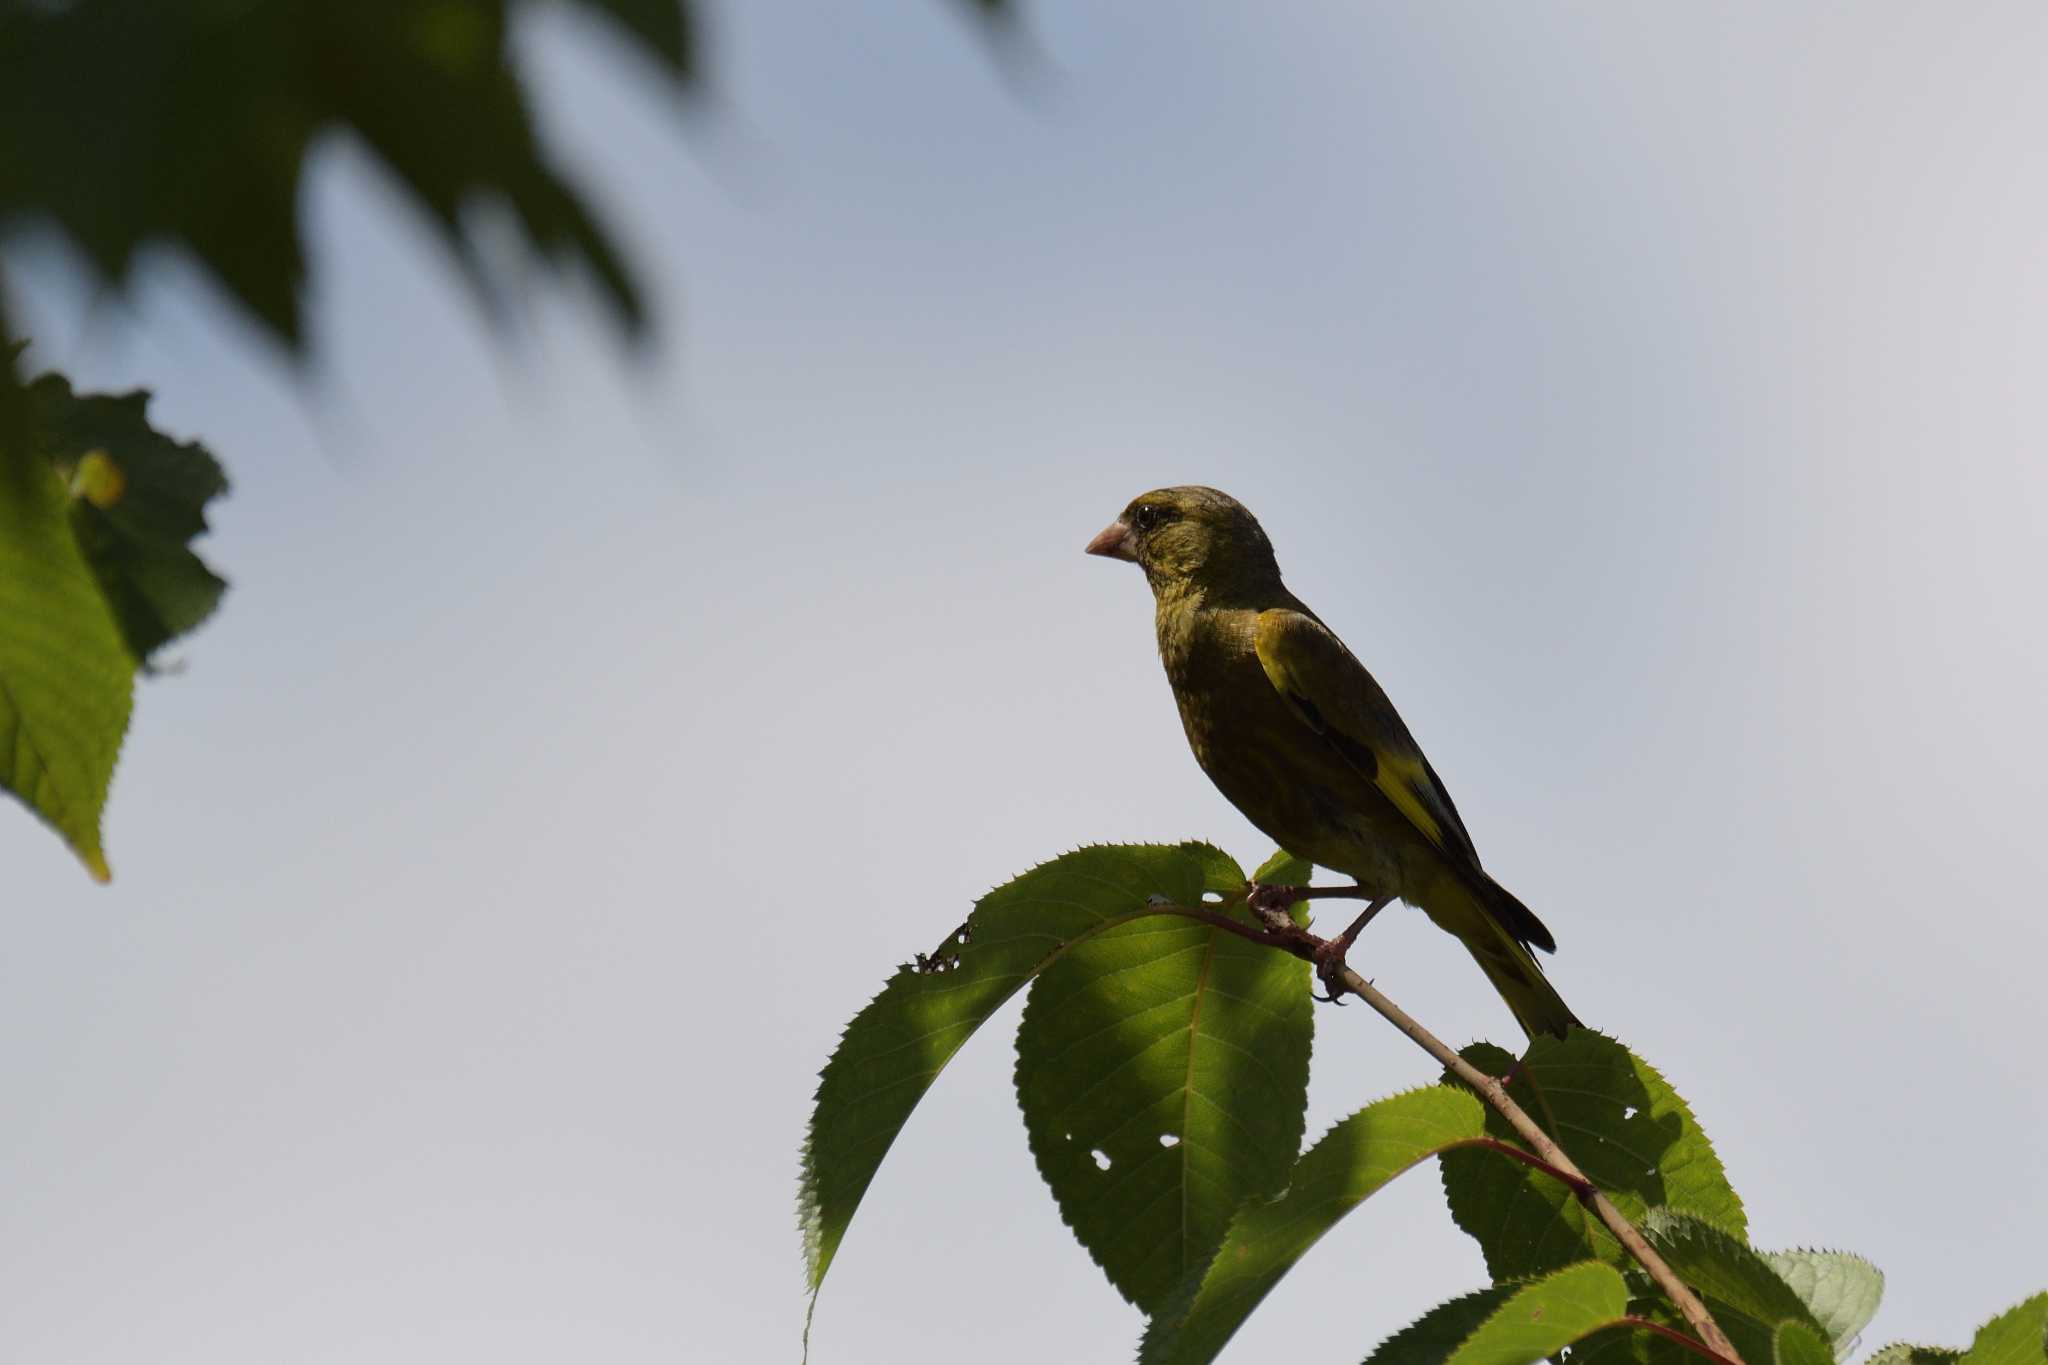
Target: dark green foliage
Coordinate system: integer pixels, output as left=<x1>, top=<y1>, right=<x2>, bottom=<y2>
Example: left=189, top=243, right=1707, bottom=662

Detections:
left=0, top=372, right=227, bottom=878
left=1362, top=1262, right=1631, bottom=1365
left=1013, top=852, right=1312, bottom=1311
left=801, top=846, right=2048, bottom=1362
left=28, top=374, right=229, bottom=664
left=1771, top=1321, right=1835, bottom=1365
left=1439, top=1032, right=1744, bottom=1280
left=1638, top=1210, right=1825, bottom=1364
left=0, top=0, right=701, bottom=361
left=1140, top=1085, right=1488, bottom=1365
left=799, top=843, right=1249, bottom=1301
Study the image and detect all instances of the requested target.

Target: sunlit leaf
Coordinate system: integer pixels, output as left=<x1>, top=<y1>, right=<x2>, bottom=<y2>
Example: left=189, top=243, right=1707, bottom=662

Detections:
left=1139, top=1085, right=1488, bottom=1365
left=1765, top=1248, right=1883, bottom=1352
left=0, top=445, right=131, bottom=880
left=1959, top=1293, right=2048, bottom=1365
left=1362, top=1262, right=1631, bottom=1365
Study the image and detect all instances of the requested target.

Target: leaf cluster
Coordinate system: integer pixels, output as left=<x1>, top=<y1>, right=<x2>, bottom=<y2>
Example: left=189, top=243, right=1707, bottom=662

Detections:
left=800, top=843, right=2048, bottom=1365
left=0, top=371, right=227, bottom=879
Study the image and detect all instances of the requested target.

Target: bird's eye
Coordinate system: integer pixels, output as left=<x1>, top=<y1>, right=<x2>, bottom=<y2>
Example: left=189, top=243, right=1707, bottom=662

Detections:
left=1131, top=504, right=1165, bottom=532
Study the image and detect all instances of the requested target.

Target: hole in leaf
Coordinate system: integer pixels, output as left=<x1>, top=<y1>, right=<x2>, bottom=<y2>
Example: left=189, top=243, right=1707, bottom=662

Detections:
left=1091, top=1149, right=1112, bottom=1171
left=1622, top=1106, right=1638, bottom=1120
left=1200, top=892, right=1224, bottom=904
left=1158, top=1133, right=1181, bottom=1148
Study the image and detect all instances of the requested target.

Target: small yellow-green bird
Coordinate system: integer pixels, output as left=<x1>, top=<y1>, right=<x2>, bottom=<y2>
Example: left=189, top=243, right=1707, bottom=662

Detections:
left=1087, top=485, right=1578, bottom=1038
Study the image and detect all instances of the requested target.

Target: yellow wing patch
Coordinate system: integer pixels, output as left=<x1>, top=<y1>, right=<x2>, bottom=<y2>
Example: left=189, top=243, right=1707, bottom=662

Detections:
left=1253, top=609, right=1454, bottom=856
left=1372, top=752, right=1446, bottom=849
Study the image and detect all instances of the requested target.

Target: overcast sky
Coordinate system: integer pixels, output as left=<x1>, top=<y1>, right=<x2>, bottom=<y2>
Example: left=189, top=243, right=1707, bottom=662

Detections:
left=6, top=3, right=2047, bottom=1362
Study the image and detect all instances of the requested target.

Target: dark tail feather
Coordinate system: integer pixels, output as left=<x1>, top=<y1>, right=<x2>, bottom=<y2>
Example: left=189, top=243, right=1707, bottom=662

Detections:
left=1481, top=875, right=1557, bottom=955
left=1472, top=875, right=1578, bottom=1039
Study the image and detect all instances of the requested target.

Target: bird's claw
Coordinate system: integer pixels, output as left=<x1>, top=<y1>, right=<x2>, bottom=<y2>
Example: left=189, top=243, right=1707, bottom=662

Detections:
left=1312, top=938, right=1358, bottom=1005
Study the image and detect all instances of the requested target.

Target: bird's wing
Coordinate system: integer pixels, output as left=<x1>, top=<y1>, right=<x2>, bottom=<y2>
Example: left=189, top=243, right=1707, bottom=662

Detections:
left=1252, top=608, right=1483, bottom=873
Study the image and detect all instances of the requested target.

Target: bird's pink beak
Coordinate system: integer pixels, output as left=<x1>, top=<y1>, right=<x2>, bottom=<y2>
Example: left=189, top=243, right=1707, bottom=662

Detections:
left=1086, top=520, right=1137, bottom=562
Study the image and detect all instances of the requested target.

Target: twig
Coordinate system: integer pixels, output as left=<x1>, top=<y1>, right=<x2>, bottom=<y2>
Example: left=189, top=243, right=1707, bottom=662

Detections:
left=1620, top=1317, right=1744, bottom=1365
left=1140, top=895, right=1745, bottom=1365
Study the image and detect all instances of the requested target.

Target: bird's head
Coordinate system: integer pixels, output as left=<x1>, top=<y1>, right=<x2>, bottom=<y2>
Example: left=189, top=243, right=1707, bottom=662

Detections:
left=1085, top=486, right=1282, bottom=593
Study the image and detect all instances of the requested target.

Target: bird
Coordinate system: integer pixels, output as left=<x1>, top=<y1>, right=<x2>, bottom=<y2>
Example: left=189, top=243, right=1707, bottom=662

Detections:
left=1085, top=485, right=1578, bottom=1039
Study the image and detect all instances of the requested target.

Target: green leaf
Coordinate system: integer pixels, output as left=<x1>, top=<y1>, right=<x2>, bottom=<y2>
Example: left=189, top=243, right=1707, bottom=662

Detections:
left=1960, top=1293, right=2048, bottom=1365
left=1015, top=858, right=1312, bottom=1311
left=799, top=844, right=1248, bottom=1311
left=1765, top=1249, right=1883, bottom=1351
left=1440, top=1031, right=1745, bottom=1281
left=1773, top=1320, right=1834, bottom=1365
left=0, top=444, right=132, bottom=881
left=1249, top=846, right=1313, bottom=890
left=1865, top=1348, right=1962, bottom=1365
left=0, top=1, right=696, bottom=350
left=29, top=375, right=228, bottom=664
left=1139, top=1086, right=1487, bottom=1365
left=1363, top=1262, right=1631, bottom=1365
left=1564, top=1322, right=1681, bottom=1364
left=1640, top=1210, right=1823, bottom=1365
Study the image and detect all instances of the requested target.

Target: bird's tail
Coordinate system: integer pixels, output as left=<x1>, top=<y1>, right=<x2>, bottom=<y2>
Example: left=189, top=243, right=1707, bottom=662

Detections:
left=1424, top=870, right=1580, bottom=1041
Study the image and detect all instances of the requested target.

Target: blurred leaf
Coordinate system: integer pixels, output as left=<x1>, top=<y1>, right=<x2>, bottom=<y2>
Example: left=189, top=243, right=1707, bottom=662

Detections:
left=568, top=0, right=695, bottom=78
left=1440, top=1032, right=1745, bottom=1281
left=799, top=843, right=1248, bottom=1317
left=0, top=442, right=132, bottom=881
left=1014, top=850, right=1313, bottom=1311
left=1362, top=1262, right=1631, bottom=1365
left=0, top=0, right=698, bottom=355
left=29, top=375, right=228, bottom=664
left=1765, top=1249, right=1883, bottom=1352
left=1640, top=1210, right=1823, bottom=1365
left=1139, top=1085, right=1487, bottom=1365
left=1772, top=1321, right=1835, bottom=1365
left=1866, top=1348, right=1963, bottom=1365
left=1959, top=1293, right=2048, bottom=1365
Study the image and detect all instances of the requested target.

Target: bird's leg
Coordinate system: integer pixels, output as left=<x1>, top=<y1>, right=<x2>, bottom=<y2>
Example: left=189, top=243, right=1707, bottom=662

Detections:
left=1312, top=895, right=1393, bottom=1004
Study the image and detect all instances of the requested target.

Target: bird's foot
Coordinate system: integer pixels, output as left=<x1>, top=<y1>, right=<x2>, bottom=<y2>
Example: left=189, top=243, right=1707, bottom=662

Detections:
left=1307, top=894, right=1393, bottom=1005
left=1311, top=939, right=1358, bottom=1004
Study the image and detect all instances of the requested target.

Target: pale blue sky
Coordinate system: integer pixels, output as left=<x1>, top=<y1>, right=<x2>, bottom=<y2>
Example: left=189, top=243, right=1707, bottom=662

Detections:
left=6, top=4, right=2047, bottom=1362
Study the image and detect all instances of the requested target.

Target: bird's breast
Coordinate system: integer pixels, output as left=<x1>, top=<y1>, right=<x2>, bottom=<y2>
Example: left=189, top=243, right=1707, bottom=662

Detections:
left=1154, top=604, right=1416, bottom=897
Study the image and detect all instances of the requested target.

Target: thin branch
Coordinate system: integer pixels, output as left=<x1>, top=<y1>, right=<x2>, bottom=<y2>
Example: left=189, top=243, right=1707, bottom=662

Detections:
left=1322, top=961, right=1742, bottom=1361
left=1139, top=902, right=1290, bottom=945
left=1620, top=1316, right=1745, bottom=1365
left=1136, top=894, right=1746, bottom=1365
left=1464, top=1136, right=1594, bottom=1198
